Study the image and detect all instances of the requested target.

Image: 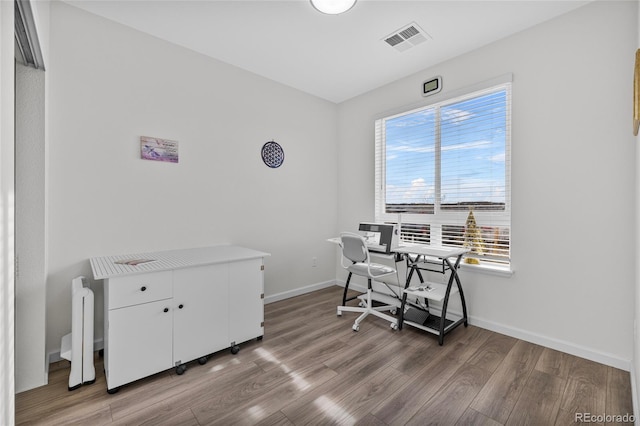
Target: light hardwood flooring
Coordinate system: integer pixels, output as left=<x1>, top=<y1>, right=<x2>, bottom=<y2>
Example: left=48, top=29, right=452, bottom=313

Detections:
left=16, top=286, right=634, bottom=425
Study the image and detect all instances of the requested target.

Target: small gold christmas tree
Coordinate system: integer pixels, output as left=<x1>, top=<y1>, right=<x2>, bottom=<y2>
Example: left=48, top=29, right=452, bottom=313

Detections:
left=463, top=208, right=485, bottom=264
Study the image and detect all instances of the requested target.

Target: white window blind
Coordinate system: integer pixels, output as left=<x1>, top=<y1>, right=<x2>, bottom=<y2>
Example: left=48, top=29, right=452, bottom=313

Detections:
left=375, top=82, right=511, bottom=265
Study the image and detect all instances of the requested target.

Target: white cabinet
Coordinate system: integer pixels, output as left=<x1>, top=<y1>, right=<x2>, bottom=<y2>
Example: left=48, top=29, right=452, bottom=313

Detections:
left=172, top=264, right=229, bottom=365
left=106, top=299, right=173, bottom=389
left=229, top=259, right=264, bottom=345
left=91, top=246, right=269, bottom=393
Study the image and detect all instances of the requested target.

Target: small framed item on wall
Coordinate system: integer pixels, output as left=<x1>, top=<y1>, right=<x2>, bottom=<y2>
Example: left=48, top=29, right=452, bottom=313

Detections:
left=422, top=76, right=442, bottom=97
left=140, top=136, right=179, bottom=163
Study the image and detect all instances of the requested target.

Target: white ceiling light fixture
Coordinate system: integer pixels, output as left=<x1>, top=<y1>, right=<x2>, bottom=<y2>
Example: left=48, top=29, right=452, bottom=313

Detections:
left=310, top=0, right=357, bottom=15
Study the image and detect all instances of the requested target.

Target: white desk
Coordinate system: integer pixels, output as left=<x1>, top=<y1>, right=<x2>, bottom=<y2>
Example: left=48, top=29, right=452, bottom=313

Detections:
left=395, top=244, right=469, bottom=345
left=330, top=237, right=469, bottom=345
left=90, top=245, right=270, bottom=393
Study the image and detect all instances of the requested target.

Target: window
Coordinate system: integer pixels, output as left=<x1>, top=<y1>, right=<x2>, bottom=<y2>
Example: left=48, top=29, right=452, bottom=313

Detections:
left=375, top=81, right=511, bottom=266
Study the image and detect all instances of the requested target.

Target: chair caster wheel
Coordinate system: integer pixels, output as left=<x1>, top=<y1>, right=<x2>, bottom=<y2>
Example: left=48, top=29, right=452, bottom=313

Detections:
left=336, top=308, right=342, bottom=317
left=198, top=356, right=208, bottom=365
left=176, top=364, right=187, bottom=375
left=352, top=324, right=359, bottom=332
left=390, top=322, right=398, bottom=330
left=390, top=308, right=397, bottom=315
left=231, top=345, right=240, bottom=355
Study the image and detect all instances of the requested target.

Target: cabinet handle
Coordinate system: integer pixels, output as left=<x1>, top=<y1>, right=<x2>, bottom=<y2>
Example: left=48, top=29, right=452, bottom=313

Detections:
left=178, top=304, right=184, bottom=309
left=141, top=286, right=147, bottom=292
left=163, top=308, right=169, bottom=313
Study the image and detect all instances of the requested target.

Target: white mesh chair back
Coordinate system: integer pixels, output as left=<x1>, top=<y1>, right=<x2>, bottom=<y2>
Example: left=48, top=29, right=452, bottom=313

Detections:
left=340, top=233, right=368, bottom=264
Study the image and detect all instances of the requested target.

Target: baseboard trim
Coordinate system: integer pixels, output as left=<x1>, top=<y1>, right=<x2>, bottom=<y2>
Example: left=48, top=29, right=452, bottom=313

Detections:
left=48, top=338, right=104, bottom=365
left=334, top=280, right=632, bottom=371
left=264, top=280, right=336, bottom=305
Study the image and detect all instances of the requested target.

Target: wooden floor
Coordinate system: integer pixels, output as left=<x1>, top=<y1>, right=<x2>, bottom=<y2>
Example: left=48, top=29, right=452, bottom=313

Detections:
left=16, top=286, right=634, bottom=425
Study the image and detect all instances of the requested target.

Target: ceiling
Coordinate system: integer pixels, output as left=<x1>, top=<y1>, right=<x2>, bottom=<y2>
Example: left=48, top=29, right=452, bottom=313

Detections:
left=64, top=0, right=591, bottom=103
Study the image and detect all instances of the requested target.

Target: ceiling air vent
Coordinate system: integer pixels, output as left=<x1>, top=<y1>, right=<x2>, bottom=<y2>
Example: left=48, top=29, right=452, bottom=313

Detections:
left=383, top=22, right=430, bottom=53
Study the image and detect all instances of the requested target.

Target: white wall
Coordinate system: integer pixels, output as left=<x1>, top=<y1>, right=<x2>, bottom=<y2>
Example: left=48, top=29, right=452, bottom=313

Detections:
left=0, top=0, right=15, bottom=421
left=14, top=0, right=51, bottom=395
left=15, top=62, right=47, bottom=392
left=338, top=1, right=637, bottom=368
left=46, top=2, right=339, bottom=355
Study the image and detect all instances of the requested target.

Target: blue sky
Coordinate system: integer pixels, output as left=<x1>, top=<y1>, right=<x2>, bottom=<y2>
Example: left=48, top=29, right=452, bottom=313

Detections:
left=385, top=90, right=507, bottom=207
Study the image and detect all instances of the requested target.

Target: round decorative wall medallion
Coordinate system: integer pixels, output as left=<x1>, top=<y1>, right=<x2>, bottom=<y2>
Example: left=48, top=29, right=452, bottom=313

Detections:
left=261, top=141, right=284, bottom=168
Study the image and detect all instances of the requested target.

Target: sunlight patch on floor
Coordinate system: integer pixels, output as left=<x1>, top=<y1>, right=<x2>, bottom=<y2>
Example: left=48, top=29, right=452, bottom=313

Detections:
left=255, top=347, right=279, bottom=364
left=287, top=371, right=311, bottom=391
left=254, top=347, right=310, bottom=391
left=208, top=357, right=240, bottom=373
left=247, top=405, right=265, bottom=420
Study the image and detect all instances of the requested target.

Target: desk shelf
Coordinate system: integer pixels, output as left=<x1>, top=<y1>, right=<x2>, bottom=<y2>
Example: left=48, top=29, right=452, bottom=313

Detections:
left=396, top=246, right=469, bottom=346
left=403, top=308, right=453, bottom=335
left=403, top=306, right=465, bottom=336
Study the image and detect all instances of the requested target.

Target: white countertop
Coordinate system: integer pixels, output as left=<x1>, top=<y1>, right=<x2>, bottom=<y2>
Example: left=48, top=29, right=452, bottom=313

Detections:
left=394, top=244, right=469, bottom=259
left=90, top=245, right=271, bottom=280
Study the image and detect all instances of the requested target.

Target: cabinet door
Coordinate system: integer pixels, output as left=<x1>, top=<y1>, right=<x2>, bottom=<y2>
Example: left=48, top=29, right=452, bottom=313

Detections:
left=229, top=259, right=264, bottom=344
left=173, top=264, right=229, bottom=364
left=106, top=299, right=173, bottom=390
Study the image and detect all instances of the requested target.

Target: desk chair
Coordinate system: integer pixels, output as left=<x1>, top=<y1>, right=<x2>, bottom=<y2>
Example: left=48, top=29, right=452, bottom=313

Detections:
left=337, top=232, right=400, bottom=331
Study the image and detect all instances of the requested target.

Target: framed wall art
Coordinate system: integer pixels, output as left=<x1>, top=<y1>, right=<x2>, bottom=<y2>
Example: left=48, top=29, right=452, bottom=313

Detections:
left=140, top=136, right=179, bottom=163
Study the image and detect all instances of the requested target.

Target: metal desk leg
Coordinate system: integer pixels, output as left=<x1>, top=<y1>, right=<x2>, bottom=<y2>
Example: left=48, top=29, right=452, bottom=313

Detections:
left=449, top=256, right=468, bottom=327
left=400, top=255, right=420, bottom=330
left=399, top=292, right=407, bottom=330
left=438, top=263, right=456, bottom=345
left=342, top=272, right=353, bottom=306
left=405, top=254, right=425, bottom=285
left=439, top=254, right=466, bottom=345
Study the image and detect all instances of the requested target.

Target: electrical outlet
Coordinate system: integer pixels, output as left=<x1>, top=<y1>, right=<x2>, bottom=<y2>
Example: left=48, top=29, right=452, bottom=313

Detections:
left=312, top=257, right=317, bottom=267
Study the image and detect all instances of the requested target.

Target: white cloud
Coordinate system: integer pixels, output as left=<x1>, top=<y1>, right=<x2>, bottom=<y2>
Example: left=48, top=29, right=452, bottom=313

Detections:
left=389, top=178, right=435, bottom=203
left=489, top=152, right=505, bottom=163
left=442, top=140, right=492, bottom=152
left=390, top=140, right=493, bottom=155
left=442, top=108, right=474, bottom=124
left=388, top=144, right=435, bottom=154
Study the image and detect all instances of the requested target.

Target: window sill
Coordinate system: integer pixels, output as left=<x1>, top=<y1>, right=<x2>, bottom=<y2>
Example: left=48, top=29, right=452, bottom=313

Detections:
left=459, top=261, right=513, bottom=277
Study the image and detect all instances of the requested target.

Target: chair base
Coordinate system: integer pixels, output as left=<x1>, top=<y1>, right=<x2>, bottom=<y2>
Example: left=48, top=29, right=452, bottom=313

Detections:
left=337, top=289, right=399, bottom=331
